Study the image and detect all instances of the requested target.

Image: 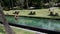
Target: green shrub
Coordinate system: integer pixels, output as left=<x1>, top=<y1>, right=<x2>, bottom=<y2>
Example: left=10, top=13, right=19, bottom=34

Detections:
left=3, top=7, right=10, bottom=11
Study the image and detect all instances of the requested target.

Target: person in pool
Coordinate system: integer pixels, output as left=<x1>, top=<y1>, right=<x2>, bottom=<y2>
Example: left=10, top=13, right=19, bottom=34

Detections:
left=13, top=11, right=19, bottom=20
left=15, top=14, right=19, bottom=20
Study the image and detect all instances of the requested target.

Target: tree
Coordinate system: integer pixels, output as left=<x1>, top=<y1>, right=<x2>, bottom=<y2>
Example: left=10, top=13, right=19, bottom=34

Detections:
left=48, top=0, right=58, bottom=8
left=16, top=0, right=24, bottom=9
left=26, top=0, right=29, bottom=9
left=2, top=0, right=59, bottom=9
left=0, top=3, right=15, bottom=34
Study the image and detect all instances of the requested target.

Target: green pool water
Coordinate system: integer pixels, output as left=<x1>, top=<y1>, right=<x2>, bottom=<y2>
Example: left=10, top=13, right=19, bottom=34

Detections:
left=1, top=16, right=60, bottom=32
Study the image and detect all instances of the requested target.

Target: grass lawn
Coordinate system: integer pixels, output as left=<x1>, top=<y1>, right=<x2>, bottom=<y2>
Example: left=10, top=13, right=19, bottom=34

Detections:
left=3, top=9, right=60, bottom=19
left=0, top=24, right=36, bottom=34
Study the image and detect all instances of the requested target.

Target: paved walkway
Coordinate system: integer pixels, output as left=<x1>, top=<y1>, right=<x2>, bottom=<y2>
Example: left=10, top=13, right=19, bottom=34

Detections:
left=3, top=9, right=60, bottom=19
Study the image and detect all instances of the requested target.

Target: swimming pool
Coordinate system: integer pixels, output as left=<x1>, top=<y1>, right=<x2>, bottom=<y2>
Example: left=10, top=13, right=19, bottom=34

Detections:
left=1, top=15, right=60, bottom=32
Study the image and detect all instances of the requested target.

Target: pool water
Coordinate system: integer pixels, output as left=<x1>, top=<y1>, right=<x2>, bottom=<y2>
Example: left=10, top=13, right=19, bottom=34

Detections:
left=2, top=16, right=60, bottom=32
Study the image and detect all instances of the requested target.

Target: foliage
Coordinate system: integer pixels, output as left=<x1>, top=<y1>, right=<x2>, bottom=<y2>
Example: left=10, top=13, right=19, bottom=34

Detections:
left=1, top=0, right=60, bottom=9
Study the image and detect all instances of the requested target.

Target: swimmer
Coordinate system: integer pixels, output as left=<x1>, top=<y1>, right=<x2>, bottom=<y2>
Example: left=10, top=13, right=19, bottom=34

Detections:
left=14, top=11, right=19, bottom=20
left=14, top=14, right=19, bottom=20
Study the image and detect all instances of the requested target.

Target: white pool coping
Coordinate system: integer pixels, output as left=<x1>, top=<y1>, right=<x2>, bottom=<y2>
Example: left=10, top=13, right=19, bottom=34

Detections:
left=11, top=26, right=47, bottom=34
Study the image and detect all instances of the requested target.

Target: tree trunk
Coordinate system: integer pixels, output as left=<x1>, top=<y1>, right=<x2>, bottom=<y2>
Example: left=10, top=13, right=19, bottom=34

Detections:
left=26, top=0, right=29, bottom=9
left=0, top=3, right=15, bottom=34
left=19, top=0, right=24, bottom=9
